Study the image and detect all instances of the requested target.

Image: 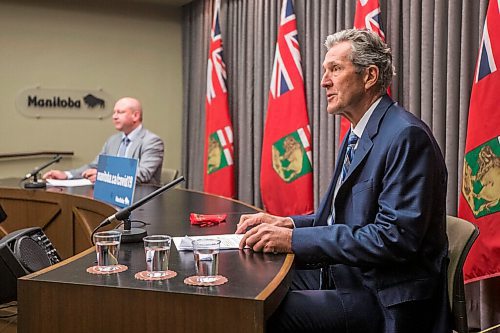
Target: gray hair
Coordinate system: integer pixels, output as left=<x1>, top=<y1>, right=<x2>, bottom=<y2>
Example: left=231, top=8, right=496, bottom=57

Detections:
left=325, top=29, right=395, bottom=94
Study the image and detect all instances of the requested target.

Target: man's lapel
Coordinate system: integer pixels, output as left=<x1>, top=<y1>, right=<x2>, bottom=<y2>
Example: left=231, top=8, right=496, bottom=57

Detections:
left=126, top=127, right=145, bottom=158
left=342, top=95, right=395, bottom=182
left=315, top=132, right=349, bottom=226
left=109, top=134, right=123, bottom=156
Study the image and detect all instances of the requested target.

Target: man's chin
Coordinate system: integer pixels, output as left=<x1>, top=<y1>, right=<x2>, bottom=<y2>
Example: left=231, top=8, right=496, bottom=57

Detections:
left=327, top=107, right=342, bottom=116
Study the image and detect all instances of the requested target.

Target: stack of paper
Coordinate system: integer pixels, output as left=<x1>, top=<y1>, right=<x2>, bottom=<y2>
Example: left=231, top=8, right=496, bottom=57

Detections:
left=173, top=234, right=245, bottom=251
left=46, top=179, right=93, bottom=187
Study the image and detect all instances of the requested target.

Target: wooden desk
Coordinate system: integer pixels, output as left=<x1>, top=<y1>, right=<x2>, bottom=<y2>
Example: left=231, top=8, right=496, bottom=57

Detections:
left=0, top=181, right=293, bottom=333
left=0, top=178, right=117, bottom=258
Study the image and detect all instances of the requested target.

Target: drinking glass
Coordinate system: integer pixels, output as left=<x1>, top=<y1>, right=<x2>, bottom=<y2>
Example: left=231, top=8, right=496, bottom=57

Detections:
left=192, top=239, right=221, bottom=283
left=143, top=235, right=172, bottom=278
left=93, top=230, right=122, bottom=272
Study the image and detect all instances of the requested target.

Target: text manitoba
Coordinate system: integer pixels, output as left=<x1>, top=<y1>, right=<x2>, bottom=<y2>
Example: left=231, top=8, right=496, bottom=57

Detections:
left=96, top=171, right=133, bottom=188
left=27, top=95, right=81, bottom=108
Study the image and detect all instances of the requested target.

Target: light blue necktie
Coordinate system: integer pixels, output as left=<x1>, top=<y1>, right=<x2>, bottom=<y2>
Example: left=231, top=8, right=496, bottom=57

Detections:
left=340, top=132, right=359, bottom=183
left=117, top=136, right=130, bottom=157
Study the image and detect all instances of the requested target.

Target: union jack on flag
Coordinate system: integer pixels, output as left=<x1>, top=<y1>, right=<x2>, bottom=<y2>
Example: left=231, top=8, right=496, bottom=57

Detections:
left=355, top=0, right=385, bottom=39
left=476, top=18, right=497, bottom=82
left=270, top=0, right=303, bottom=99
left=206, top=1, right=227, bottom=104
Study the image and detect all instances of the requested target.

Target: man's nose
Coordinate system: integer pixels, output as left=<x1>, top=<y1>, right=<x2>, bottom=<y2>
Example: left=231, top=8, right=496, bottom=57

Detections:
left=321, top=74, right=330, bottom=88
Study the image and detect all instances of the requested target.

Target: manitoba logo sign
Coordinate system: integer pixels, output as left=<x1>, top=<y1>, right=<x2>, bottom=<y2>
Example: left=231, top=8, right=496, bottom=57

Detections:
left=16, top=87, right=112, bottom=119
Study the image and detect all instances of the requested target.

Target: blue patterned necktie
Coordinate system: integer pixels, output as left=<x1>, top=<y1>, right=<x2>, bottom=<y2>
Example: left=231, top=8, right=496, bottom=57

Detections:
left=340, top=132, right=359, bottom=183
left=326, top=132, right=359, bottom=227
left=117, top=136, right=130, bottom=157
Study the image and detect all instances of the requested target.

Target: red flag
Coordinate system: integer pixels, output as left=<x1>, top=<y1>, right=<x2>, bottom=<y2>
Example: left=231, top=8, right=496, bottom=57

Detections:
left=260, top=0, right=313, bottom=216
left=340, top=0, right=389, bottom=141
left=460, top=0, right=500, bottom=283
left=203, top=0, right=235, bottom=198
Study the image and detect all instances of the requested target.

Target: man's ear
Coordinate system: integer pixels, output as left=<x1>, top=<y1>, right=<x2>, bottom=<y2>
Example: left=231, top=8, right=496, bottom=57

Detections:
left=132, top=110, right=141, bottom=122
left=364, top=65, right=379, bottom=90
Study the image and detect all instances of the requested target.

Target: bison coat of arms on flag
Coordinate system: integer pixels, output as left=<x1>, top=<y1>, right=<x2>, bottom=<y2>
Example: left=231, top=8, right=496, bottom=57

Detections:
left=462, top=136, right=500, bottom=218
left=271, top=130, right=312, bottom=183
left=207, top=130, right=232, bottom=174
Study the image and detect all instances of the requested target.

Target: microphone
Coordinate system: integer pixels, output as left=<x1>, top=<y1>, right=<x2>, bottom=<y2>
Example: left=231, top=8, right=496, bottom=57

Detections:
left=91, top=176, right=186, bottom=243
left=22, top=155, right=62, bottom=189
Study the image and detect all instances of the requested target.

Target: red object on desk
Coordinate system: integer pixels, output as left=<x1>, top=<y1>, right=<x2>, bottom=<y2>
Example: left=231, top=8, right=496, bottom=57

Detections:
left=190, top=213, right=227, bottom=227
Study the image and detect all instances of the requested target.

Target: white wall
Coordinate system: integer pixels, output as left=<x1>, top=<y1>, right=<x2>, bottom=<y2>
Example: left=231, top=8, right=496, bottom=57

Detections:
left=0, top=0, right=183, bottom=178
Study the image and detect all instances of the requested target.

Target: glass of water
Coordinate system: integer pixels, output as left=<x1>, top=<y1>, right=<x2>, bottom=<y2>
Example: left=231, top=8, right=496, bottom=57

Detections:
left=143, top=235, right=172, bottom=278
left=192, top=239, right=221, bottom=283
left=93, top=230, right=122, bottom=272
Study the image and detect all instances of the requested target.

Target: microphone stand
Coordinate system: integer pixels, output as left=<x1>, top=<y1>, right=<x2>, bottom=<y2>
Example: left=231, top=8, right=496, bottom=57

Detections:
left=23, top=155, right=62, bottom=189
left=91, top=176, right=185, bottom=243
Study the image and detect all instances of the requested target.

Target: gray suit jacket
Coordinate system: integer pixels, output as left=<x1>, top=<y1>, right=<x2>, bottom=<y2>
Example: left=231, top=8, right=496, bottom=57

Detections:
left=69, top=127, right=164, bottom=185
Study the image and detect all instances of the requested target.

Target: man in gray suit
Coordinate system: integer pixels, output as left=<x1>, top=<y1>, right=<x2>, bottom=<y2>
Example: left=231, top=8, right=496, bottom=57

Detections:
left=43, top=97, right=164, bottom=184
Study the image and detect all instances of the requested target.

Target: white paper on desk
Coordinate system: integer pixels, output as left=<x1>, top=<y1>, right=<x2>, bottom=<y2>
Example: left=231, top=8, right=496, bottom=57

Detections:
left=46, top=179, right=93, bottom=187
left=173, top=234, right=245, bottom=251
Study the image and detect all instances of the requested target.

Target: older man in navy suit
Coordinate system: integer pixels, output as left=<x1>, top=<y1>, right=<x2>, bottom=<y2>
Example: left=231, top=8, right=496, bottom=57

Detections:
left=236, top=29, right=450, bottom=332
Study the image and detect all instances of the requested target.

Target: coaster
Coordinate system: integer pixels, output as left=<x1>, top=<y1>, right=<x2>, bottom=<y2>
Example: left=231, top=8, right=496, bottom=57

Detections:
left=184, top=275, right=228, bottom=286
left=86, top=264, right=128, bottom=275
left=134, top=270, right=177, bottom=281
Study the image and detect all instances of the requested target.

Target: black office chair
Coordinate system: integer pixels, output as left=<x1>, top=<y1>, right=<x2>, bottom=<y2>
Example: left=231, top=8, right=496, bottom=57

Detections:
left=446, top=215, right=480, bottom=333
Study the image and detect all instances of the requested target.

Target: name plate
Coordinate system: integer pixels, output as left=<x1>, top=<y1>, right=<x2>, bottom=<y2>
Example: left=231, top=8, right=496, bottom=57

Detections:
left=93, top=155, right=138, bottom=208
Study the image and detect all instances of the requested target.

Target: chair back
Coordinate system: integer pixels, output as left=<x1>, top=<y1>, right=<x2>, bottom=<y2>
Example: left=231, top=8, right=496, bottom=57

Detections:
left=161, top=168, right=179, bottom=185
left=446, top=215, right=479, bottom=333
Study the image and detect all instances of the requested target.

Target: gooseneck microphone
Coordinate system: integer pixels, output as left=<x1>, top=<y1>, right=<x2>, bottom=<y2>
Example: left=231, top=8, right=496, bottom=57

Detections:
left=22, top=155, right=62, bottom=189
left=91, top=176, right=186, bottom=243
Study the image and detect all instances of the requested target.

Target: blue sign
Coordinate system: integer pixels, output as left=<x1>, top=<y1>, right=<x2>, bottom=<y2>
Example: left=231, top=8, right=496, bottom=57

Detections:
left=93, top=155, right=138, bottom=208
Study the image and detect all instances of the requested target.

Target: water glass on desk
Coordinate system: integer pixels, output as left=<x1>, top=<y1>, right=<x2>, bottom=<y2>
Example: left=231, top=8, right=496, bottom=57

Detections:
left=143, top=235, right=172, bottom=278
left=93, top=230, right=122, bottom=272
left=192, top=239, right=221, bottom=283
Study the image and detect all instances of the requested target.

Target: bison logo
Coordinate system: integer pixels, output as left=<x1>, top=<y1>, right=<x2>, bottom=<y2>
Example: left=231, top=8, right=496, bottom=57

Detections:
left=272, top=131, right=312, bottom=183
left=462, top=138, right=500, bottom=217
left=83, top=94, right=105, bottom=108
left=206, top=131, right=233, bottom=174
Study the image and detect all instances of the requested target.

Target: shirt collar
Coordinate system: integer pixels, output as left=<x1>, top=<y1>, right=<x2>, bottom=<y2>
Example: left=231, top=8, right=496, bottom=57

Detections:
left=351, top=97, right=382, bottom=138
left=123, top=124, right=142, bottom=142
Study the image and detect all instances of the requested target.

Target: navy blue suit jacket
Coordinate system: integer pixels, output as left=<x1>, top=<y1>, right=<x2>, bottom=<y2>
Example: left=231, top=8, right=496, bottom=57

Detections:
left=291, top=95, right=451, bottom=332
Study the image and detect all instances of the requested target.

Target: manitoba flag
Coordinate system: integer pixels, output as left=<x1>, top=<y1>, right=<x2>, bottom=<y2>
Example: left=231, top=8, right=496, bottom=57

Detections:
left=204, top=0, right=235, bottom=198
left=260, top=0, right=313, bottom=216
left=339, top=0, right=388, bottom=141
left=460, top=0, right=500, bottom=283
